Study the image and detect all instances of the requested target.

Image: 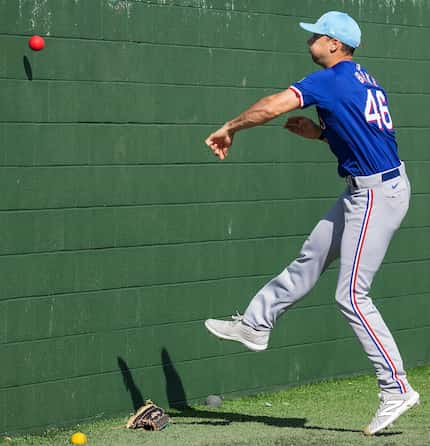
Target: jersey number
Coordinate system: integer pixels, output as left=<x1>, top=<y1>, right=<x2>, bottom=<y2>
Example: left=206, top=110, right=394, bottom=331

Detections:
left=364, top=89, right=393, bottom=130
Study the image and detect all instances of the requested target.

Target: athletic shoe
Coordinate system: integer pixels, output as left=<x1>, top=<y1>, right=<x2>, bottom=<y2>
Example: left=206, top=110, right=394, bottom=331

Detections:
left=204, top=314, right=269, bottom=352
left=363, top=389, right=420, bottom=435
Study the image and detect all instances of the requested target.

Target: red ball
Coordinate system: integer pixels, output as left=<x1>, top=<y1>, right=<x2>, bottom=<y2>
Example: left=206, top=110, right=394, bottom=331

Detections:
left=28, top=35, right=45, bottom=51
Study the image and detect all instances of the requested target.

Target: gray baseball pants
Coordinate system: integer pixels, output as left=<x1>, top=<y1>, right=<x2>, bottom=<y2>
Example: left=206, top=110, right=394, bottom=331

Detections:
left=243, top=162, right=411, bottom=394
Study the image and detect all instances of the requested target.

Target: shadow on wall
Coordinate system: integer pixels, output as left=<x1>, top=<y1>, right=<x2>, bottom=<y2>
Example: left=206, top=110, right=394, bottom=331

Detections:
left=117, top=356, right=145, bottom=411
left=117, top=349, right=190, bottom=410
left=161, top=347, right=191, bottom=409
left=23, top=56, right=33, bottom=80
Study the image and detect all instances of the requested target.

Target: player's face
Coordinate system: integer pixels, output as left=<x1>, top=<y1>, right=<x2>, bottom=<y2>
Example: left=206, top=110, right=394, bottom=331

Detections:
left=307, top=34, right=333, bottom=66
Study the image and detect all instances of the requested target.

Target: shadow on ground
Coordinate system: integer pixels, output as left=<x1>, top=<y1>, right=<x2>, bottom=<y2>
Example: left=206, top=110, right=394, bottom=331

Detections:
left=117, top=348, right=401, bottom=437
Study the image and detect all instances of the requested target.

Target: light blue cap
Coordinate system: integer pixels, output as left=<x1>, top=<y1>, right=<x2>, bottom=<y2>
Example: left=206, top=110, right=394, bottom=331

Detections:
left=300, top=11, right=361, bottom=48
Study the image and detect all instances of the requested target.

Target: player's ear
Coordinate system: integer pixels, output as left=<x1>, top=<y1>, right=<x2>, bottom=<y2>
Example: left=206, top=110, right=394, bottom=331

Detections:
left=329, top=38, right=342, bottom=53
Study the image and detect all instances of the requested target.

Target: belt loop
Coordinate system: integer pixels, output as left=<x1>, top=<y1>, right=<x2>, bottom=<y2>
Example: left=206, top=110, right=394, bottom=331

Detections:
left=346, top=175, right=358, bottom=188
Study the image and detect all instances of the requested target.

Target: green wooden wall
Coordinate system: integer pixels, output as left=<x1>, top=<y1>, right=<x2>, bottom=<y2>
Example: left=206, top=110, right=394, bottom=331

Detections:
left=1, top=0, right=429, bottom=434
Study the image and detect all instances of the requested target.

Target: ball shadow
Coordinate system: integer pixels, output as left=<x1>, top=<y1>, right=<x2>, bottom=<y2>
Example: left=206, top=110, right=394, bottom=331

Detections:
left=23, top=56, right=33, bottom=81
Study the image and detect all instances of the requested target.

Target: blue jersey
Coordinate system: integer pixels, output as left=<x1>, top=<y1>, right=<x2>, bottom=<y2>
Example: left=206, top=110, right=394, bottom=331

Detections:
left=290, top=61, right=401, bottom=177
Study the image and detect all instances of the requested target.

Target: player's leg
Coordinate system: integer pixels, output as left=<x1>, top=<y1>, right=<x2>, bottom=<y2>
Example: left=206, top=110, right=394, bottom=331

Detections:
left=335, top=183, right=410, bottom=393
left=242, top=192, right=346, bottom=330
left=205, top=191, right=346, bottom=350
left=334, top=168, right=419, bottom=434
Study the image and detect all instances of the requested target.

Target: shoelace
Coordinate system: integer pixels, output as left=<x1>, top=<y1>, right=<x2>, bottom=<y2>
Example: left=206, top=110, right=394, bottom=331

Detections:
left=231, top=312, right=244, bottom=323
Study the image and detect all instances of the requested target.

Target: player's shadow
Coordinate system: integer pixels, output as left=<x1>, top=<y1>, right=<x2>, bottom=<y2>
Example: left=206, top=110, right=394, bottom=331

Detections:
left=161, top=347, right=191, bottom=409
left=160, top=347, right=401, bottom=436
left=161, top=347, right=305, bottom=429
left=117, top=356, right=145, bottom=411
left=117, top=349, right=400, bottom=436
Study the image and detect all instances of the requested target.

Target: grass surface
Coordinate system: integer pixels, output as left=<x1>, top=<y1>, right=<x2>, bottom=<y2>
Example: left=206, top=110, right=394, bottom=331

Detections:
left=3, top=365, right=429, bottom=446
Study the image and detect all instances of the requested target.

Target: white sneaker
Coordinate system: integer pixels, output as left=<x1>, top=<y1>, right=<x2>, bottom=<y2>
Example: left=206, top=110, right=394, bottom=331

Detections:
left=363, top=389, right=420, bottom=435
left=204, top=314, right=269, bottom=352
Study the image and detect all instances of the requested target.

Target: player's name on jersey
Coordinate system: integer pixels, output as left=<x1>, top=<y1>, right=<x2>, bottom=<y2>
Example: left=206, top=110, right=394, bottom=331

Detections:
left=354, top=64, right=378, bottom=87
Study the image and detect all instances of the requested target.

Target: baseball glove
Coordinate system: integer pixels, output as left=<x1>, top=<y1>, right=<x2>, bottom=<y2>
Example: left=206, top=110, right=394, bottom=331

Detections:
left=126, top=400, right=170, bottom=431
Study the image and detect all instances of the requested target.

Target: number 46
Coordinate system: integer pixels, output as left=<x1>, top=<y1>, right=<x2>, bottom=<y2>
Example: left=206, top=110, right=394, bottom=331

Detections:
left=365, top=89, right=393, bottom=130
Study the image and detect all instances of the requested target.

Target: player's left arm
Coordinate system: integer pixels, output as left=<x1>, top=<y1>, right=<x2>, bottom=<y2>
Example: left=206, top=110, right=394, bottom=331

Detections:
left=284, top=116, right=328, bottom=143
left=205, top=88, right=300, bottom=160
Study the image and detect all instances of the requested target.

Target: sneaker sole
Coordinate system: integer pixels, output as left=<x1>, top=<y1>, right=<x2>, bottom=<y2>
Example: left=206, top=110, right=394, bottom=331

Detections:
left=204, top=320, right=267, bottom=352
left=363, top=391, right=420, bottom=436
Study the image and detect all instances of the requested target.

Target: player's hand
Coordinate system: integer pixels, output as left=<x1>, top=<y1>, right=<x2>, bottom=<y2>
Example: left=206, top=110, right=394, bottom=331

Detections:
left=284, top=116, right=322, bottom=139
left=205, top=126, right=234, bottom=160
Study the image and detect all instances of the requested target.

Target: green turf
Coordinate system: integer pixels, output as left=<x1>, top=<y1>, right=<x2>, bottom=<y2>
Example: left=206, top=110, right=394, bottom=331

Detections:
left=3, top=365, right=429, bottom=446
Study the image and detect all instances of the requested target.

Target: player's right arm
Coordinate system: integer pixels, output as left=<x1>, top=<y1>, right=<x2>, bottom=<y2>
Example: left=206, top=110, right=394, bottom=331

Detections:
left=205, top=88, right=300, bottom=160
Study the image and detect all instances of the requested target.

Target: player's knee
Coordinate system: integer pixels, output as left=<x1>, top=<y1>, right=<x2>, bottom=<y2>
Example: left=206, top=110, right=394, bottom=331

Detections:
left=335, top=285, right=372, bottom=314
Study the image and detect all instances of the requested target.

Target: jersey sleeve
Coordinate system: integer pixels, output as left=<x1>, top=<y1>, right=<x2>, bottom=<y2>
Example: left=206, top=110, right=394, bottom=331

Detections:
left=289, top=69, right=336, bottom=110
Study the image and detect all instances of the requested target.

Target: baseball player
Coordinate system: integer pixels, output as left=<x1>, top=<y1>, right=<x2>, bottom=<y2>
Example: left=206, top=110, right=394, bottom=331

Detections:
left=204, top=11, right=420, bottom=435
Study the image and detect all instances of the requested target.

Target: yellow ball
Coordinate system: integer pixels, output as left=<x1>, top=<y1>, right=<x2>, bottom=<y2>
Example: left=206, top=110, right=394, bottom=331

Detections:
left=70, top=432, right=87, bottom=445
